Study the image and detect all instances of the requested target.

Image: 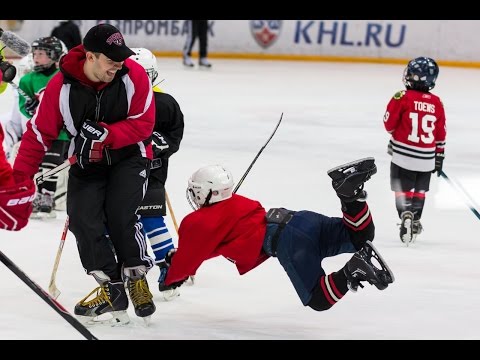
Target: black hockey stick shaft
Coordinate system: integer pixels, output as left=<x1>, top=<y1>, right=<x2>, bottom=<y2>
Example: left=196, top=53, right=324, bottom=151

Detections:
left=233, top=113, right=283, bottom=194
left=0, top=250, right=98, bottom=340
left=35, top=155, right=77, bottom=186
left=439, top=170, right=480, bottom=220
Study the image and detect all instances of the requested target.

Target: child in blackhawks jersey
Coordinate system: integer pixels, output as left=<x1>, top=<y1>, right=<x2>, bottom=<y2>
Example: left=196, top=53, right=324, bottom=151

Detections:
left=383, top=56, right=447, bottom=245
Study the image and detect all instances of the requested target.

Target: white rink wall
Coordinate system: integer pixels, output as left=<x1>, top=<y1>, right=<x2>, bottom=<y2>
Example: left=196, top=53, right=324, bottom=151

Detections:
left=3, top=20, right=480, bottom=66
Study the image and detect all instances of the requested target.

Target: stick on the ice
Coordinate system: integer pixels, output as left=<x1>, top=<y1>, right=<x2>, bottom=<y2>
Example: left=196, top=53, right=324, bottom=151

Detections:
left=233, top=113, right=283, bottom=194
left=48, top=216, right=69, bottom=299
left=439, top=170, right=480, bottom=220
left=0, top=249, right=97, bottom=340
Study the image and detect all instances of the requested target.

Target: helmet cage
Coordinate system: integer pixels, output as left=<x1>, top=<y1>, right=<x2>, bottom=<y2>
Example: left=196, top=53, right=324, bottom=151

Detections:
left=31, top=36, right=63, bottom=72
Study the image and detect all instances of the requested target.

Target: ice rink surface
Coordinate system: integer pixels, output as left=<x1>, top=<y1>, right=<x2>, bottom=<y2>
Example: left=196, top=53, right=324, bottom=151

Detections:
left=1, top=57, right=479, bottom=340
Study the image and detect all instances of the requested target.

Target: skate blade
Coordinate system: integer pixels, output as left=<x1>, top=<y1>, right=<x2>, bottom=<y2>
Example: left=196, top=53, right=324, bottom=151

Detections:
left=30, top=211, right=57, bottom=220
left=401, top=219, right=413, bottom=247
left=365, top=240, right=395, bottom=284
left=327, top=157, right=375, bottom=175
left=141, top=315, right=152, bottom=326
left=77, top=311, right=130, bottom=327
left=161, top=288, right=180, bottom=301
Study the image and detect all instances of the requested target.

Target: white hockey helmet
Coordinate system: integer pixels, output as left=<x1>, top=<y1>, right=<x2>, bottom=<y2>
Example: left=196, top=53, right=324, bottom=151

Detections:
left=187, top=165, right=235, bottom=210
left=129, top=47, right=160, bottom=87
left=18, top=53, right=34, bottom=77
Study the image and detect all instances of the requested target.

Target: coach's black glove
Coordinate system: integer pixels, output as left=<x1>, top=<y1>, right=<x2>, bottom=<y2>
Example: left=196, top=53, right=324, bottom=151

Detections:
left=432, top=152, right=445, bottom=177
left=151, top=131, right=170, bottom=158
left=24, top=98, right=39, bottom=117
left=75, top=121, right=109, bottom=169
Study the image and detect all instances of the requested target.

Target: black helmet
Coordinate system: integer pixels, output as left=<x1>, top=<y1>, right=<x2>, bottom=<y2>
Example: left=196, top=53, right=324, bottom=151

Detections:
left=31, top=36, right=64, bottom=71
left=403, top=57, right=439, bottom=92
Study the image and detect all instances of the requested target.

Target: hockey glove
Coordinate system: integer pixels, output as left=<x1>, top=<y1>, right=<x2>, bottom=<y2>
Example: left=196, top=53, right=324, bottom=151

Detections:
left=432, top=152, right=445, bottom=177
left=24, top=98, right=39, bottom=117
left=151, top=131, right=170, bottom=158
left=158, top=250, right=186, bottom=291
left=0, top=178, right=36, bottom=231
left=75, top=121, right=109, bottom=169
left=387, top=142, right=393, bottom=156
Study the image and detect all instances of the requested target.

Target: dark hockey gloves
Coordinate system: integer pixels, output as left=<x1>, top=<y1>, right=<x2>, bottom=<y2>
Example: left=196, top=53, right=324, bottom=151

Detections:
left=432, top=152, right=444, bottom=177
left=75, top=121, right=109, bottom=169
left=151, top=131, right=170, bottom=158
left=24, top=98, right=39, bottom=117
left=387, top=141, right=393, bottom=156
left=158, top=249, right=186, bottom=291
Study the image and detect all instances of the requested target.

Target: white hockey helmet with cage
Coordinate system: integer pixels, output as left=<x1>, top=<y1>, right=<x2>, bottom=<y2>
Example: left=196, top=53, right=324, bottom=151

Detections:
left=187, top=165, right=235, bottom=210
left=129, top=47, right=160, bottom=87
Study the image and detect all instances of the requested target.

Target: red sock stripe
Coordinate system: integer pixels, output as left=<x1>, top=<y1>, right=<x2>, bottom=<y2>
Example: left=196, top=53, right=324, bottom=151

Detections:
left=413, top=192, right=426, bottom=199
left=343, top=203, right=368, bottom=222
left=395, top=191, right=414, bottom=198
left=343, top=212, right=372, bottom=231
left=320, top=274, right=344, bottom=305
left=343, top=204, right=372, bottom=231
left=320, top=276, right=336, bottom=305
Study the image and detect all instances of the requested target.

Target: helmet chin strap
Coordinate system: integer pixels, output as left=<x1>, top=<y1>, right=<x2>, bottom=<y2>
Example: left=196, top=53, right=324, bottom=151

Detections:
left=203, top=190, right=213, bottom=207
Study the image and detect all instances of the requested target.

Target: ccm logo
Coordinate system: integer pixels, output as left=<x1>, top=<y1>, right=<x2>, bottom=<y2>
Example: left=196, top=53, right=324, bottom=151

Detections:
left=7, top=194, right=35, bottom=206
left=82, top=123, right=103, bottom=137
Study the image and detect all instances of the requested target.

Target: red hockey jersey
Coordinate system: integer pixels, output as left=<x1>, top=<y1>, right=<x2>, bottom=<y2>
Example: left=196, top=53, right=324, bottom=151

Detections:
left=165, top=194, right=269, bottom=285
left=383, top=89, right=446, bottom=172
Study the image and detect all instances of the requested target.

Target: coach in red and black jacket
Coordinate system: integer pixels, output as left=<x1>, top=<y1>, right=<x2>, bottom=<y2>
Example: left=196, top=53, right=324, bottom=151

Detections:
left=12, top=24, right=156, bottom=284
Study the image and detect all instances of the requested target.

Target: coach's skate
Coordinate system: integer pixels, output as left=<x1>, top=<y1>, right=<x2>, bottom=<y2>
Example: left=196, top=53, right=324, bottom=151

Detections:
left=399, top=211, right=414, bottom=245
left=343, top=240, right=395, bottom=292
left=124, top=266, right=156, bottom=324
left=328, top=157, right=377, bottom=202
left=74, top=271, right=130, bottom=326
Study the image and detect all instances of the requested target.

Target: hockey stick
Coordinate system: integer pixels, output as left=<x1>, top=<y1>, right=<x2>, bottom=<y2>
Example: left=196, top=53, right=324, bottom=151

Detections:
left=165, top=190, right=179, bottom=233
left=439, top=170, right=480, bottom=220
left=48, top=216, right=69, bottom=299
left=8, top=81, right=33, bottom=102
left=233, top=113, right=283, bottom=194
left=35, top=155, right=77, bottom=186
left=0, top=249, right=97, bottom=340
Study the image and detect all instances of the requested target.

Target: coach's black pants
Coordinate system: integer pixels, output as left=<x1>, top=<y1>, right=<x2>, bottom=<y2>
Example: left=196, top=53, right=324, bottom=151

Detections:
left=67, top=156, right=154, bottom=280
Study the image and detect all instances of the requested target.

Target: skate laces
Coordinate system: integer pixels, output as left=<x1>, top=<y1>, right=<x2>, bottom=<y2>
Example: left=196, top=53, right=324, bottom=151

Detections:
left=78, top=285, right=112, bottom=308
left=128, top=278, right=153, bottom=306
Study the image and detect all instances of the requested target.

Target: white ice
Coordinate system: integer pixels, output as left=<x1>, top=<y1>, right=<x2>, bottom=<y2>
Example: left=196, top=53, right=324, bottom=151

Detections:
left=1, top=58, right=479, bottom=340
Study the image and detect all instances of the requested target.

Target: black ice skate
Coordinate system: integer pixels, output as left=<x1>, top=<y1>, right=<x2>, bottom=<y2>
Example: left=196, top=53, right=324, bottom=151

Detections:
left=327, top=157, right=377, bottom=202
left=344, top=240, right=395, bottom=292
left=124, top=266, right=156, bottom=323
left=74, top=279, right=130, bottom=326
left=399, top=211, right=414, bottom=245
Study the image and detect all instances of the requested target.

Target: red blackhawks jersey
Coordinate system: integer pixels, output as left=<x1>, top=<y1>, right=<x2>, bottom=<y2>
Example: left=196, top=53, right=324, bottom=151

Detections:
left=383, top=89, right=446, bottom=172
left=165, top=194, right=270, bottom=285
